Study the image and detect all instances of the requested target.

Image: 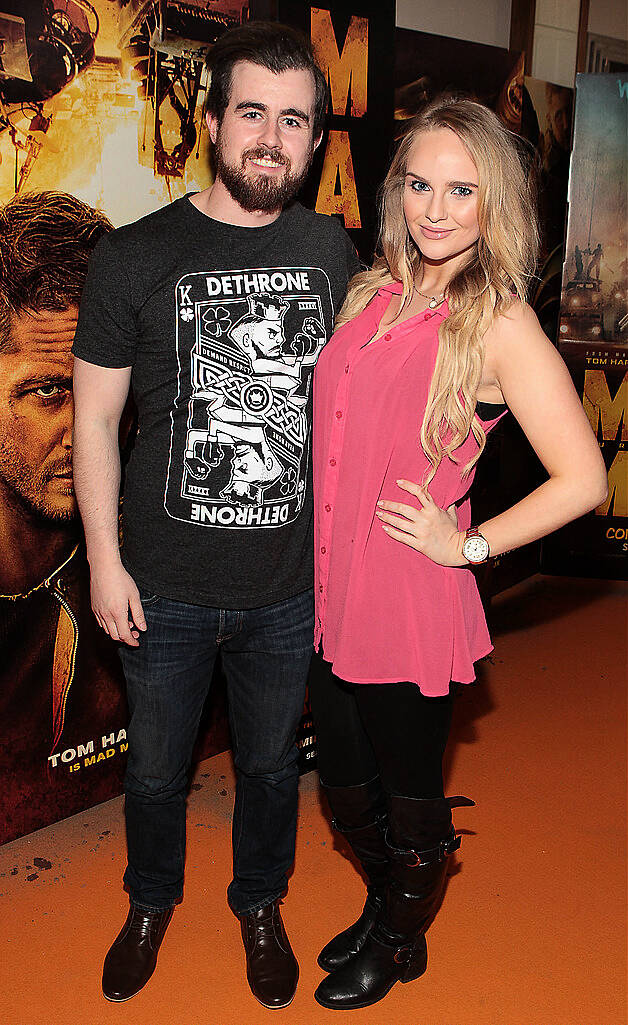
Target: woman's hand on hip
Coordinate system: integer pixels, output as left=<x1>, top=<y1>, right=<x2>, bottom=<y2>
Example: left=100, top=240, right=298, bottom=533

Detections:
left=375, top=479, right=466, bottom=567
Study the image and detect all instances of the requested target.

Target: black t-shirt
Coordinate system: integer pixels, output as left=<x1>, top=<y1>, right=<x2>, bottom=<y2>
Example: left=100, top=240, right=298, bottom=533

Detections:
left=73, top=196, right=360, bottom=608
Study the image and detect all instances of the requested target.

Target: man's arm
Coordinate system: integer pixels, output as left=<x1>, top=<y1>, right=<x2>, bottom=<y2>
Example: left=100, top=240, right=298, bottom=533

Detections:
left=73, top=358, right=145, bottom=646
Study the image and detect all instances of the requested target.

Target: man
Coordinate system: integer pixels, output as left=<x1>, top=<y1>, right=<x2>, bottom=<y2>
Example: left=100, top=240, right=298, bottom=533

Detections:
left=544, top=82, right=572, bottom=159
left=0, top=191, right=128, bottom=844
left=586, top=242, right=603, bottom=282
left=72, top=21, right=360, bottom=1009
left=574, top=244, right=584, bottom=281
left=537, top=82, right=573, bottom=261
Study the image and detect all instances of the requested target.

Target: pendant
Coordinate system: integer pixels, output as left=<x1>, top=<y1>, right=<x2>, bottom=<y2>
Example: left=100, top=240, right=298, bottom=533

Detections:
left=429, top=297, right=438, bottom=309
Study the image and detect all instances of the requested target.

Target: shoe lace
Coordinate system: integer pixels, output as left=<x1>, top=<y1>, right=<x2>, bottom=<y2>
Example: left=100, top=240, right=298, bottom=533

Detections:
left=128, top=910, right=161, bottom=941
left=256, top=906, right=280, bottom=939
left=246, top=902, right=284, bottom=948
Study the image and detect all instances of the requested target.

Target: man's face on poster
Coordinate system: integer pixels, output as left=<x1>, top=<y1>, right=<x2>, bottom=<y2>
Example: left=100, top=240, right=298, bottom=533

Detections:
left=547, top=90, right=571, bottom=152
left=0, top=307, right=77, bottom=522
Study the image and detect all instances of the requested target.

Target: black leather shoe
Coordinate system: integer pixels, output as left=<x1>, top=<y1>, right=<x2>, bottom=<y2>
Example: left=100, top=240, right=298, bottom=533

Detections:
left=102, top=906, right=173, bottom=1002
left=240, top=900, right=299, bottom=1008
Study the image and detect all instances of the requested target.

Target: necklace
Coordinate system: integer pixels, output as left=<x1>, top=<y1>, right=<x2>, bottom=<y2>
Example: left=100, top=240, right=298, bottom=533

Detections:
left=413, top=282, right=446, bottom=309
left=0, top=545, right=78, bottom=600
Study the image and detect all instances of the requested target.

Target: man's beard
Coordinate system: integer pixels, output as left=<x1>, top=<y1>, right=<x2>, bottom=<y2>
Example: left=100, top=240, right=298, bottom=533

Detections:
left=0, top=449, right=77, bottom=524
left=214, top=135, right=314, bottom=213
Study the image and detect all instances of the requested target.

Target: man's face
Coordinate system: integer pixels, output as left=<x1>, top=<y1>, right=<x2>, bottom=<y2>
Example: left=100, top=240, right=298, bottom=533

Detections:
left=547, top=91, right=571, bottom=151
left=249, top=320, right=283, bottom=358
left=232, top=445, right=266, bottom=483
left=0, top=307, right=76, bottom=522
left=207, top=61, right=320, bottom=213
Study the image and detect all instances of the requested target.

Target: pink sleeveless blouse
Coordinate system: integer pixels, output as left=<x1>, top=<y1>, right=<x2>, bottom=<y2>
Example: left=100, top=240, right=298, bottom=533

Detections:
left=313, top=283, right=505, bottom=696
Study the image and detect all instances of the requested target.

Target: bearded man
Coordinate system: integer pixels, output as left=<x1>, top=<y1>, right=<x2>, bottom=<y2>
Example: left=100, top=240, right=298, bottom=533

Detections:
left=72, top=21, right=359, bottom=1009
left=0, top=191, right=127, bottom=844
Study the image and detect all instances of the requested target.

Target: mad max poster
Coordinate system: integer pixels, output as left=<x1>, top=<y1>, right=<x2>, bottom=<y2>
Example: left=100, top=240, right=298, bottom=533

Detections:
left=543, top=74, right=627, bottom=578
left=275, top=0, right=396, bottom=263
left=0, top=0, right=244, bottom=843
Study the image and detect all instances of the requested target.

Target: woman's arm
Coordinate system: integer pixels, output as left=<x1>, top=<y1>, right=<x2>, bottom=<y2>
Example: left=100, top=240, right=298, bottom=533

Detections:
left=375, top=303, right=608, bottom=566
left=474, top=301, right=607, bottom=557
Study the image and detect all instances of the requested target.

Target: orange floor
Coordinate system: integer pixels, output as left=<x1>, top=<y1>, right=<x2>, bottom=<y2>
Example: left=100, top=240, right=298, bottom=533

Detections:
left=1, top=575, right=626, bottom=1025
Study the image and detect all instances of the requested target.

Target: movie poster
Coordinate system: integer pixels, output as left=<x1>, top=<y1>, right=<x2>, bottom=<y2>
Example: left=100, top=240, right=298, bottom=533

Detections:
left=542, top=74, right=627, bottom=579
left=274, top=0, right=396, bottom=263
left=522, top=76, right=573, bottom=342
left=0, top=0, right=244, bottom=845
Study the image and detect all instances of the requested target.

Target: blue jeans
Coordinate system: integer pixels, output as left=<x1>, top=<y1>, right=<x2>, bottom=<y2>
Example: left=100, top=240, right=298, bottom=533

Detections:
left=119, top=588, right=313, bottom=916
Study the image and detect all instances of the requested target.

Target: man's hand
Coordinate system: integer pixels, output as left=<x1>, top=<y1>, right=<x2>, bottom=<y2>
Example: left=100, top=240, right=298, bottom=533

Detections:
left=89, top=557, right=147, bottom=646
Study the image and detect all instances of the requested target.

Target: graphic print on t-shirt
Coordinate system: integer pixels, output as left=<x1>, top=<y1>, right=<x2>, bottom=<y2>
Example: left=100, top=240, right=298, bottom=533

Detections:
left=165, top=267, right=332, bottom=528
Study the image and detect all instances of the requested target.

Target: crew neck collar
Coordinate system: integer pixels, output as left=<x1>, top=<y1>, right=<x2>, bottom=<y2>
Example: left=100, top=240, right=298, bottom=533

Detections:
left=183, top=193, right=293, bottom=236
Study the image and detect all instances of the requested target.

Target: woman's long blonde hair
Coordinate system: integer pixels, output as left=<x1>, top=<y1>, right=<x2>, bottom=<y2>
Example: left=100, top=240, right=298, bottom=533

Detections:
left=337, top=96, right=539, bottom=481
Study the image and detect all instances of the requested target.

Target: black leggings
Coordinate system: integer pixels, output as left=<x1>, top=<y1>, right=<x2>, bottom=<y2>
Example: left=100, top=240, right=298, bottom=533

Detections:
left=309, top=657, right=454, bottom=799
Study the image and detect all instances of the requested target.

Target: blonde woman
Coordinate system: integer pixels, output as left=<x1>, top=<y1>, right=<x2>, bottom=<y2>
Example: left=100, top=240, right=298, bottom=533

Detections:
left=310, top=97, right=606, bottom=1010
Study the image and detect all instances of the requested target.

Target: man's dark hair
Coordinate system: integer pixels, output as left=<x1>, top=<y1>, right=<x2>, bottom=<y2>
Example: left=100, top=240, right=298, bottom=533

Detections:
left=204, top=21, right=328, bottom=139
left=235, top=441, right=266, bottom=462
left=0, top=190, right=112, bottom=351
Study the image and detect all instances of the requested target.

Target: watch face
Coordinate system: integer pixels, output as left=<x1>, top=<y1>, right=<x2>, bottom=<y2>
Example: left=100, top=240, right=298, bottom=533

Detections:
left=463, top=535, right=489, bottom=564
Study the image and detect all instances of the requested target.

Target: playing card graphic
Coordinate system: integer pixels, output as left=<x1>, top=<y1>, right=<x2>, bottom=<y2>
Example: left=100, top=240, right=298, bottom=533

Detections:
left=164, top=267, right=332, bottom=528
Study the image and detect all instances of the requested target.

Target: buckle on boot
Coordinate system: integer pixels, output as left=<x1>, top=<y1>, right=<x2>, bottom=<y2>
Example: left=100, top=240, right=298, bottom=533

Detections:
left=385, top=825, right=461, bottom=867
left=393, top=945, right=412, bottom=964
left=405, top=851, right=423, bottom=867
left=331, top=813, right=386, bottom=838
left=385, top=831, right=426, bottom=867
left=441, top=831, right=462, bottom=857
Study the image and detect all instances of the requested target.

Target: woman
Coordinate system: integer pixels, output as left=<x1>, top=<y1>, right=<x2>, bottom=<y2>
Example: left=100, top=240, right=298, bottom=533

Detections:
left=310, top=97, right=607, bottom=1011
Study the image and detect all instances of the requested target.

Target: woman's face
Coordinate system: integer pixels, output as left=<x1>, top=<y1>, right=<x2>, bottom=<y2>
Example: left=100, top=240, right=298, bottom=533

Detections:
left=402, top=128, right=481, bottom=272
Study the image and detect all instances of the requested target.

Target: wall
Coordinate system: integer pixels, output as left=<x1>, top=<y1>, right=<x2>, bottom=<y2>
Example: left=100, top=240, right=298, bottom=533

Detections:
left=396, top=0, right=511, bottom=49
left=532, top=0, right=580, bottom=88
left=588, top=0, right=628, bottom=41
left=397, top=1, right=627, bottom=88
left=533, top=0, right=628, bottom=89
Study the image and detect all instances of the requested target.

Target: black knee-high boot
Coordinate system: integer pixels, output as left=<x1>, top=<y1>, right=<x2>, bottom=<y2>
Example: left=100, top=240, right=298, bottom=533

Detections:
left=315, top=794, right=473, bottom=1010
left=318, top=777, right=389, bottom=972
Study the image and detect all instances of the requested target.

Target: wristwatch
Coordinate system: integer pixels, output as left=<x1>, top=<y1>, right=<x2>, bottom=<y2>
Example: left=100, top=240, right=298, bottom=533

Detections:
left=462, top=527, right=490, bottom=565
